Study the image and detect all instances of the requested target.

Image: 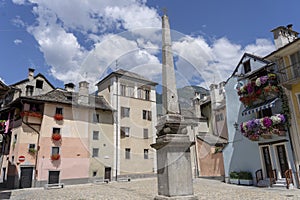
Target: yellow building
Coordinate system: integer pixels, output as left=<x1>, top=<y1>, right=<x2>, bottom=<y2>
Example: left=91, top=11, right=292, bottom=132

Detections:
left=96, top=69, right=158, bottom=179
left=265, top=25, right=300, bottom=184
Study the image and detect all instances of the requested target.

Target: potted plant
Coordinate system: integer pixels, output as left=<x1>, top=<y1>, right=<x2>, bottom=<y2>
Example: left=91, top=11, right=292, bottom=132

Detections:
left=28, top=148, right=36, bottom=154
left=229, top=171, right=239, bottom=184
left=51, top=154, right=60, bottom=160
left=52, top=133, right=61, bottom=141
left=239, top=171, right=253, bottom=185
left=54, top=114, right=64, bottom=121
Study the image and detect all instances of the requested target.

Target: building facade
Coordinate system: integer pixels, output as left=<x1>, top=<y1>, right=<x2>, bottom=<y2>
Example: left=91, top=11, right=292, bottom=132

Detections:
left=96, top=69, right=157, bottom=179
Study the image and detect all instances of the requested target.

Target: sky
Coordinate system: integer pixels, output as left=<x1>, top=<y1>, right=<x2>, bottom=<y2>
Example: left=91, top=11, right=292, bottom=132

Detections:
left=0, top=0, right=299, bottom=91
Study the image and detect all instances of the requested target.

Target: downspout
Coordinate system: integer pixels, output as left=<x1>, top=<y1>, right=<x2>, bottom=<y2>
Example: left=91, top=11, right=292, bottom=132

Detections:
left=20, top=99, right=41, bottom=187
left=115, top=77, right=119, bottom=181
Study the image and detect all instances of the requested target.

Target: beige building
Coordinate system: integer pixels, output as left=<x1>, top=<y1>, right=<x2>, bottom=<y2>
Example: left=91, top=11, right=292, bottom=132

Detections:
left=96, top=69, right=157, bottom=179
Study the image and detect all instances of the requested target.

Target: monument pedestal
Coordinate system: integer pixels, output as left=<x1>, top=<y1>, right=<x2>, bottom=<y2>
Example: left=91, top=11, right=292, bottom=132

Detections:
left=151, top=115, right=198, bottom=200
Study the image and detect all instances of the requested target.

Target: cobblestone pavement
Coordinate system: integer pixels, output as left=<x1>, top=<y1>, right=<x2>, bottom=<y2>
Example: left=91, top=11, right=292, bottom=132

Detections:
left=1, top=178, right=300, bottom=200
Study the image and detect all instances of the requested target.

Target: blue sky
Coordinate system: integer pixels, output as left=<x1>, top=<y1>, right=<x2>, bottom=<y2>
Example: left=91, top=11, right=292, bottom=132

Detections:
left=0, top=0, right=299, bottom=91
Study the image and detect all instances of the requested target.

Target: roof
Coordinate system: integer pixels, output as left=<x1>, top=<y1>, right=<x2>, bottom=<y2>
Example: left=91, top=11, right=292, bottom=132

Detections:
left=197, top=133, right=228, bottom=146
left=264, top=38, right=300, bottom=59
left=10, top=73, right=55, bottom=89
left=0, top=80, right=9, bottom=97
left=225, top=53, right=271, bottom=84
left=21, top=88, right=114, bottom=111
left=96, top=69, right=158, bottom=86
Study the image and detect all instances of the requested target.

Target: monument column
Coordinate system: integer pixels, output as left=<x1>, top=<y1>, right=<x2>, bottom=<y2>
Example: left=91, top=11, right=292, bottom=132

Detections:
left=151, top=14, right=198, bottom=200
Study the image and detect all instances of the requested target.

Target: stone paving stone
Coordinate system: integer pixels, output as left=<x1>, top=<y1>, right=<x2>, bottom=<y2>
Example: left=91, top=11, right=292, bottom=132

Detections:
left=2, top=178, right=300, bottom=200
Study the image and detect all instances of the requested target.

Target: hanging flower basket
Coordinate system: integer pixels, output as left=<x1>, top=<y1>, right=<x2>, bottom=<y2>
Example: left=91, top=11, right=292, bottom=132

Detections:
left=52, top=133, right=61, bottom=141
left=51, top=154, right=60, bottom=160
left=54, top=114, right=64, bottom=121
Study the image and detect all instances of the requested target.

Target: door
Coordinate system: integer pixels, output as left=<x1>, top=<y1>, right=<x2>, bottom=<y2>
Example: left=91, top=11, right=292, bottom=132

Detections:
left=262, top=146, right=272, bottom=178
left=276, top=145, right=289, bottom=178
left=104, top=167, right=111, bottom=181
left=48, top=171, right=60, bottom=184
left=20, top=167, right=33, bottom=188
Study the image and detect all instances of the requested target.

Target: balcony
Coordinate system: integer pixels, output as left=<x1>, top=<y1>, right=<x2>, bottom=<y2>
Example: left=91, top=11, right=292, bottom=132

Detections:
left=20, top=111, right=43, bottom=125
left=278, top=62, right=300, bottom=87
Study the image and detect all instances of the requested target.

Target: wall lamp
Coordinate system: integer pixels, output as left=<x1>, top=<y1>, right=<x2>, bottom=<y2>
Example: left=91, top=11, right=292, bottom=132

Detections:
left=233, top=122, right=239, bottom=131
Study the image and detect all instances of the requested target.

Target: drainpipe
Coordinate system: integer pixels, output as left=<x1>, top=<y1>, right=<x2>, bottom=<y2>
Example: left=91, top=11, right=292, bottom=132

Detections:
left=20, top=99, right=41, bottom=187
left=115, top=77, right=119, bottom=181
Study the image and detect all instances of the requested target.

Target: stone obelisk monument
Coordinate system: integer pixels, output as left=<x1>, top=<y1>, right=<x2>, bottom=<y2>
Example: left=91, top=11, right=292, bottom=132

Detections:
left=151, top=13, right=197, bottom=200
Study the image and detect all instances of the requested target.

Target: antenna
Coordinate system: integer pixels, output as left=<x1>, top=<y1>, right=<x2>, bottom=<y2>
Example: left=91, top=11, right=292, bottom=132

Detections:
left=115, top=60, right=119, bottom=70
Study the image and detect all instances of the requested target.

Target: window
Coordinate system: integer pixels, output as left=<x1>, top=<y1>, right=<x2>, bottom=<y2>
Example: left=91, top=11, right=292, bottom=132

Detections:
left=93, top=113, right=100, bottom=123
left=26, top=85, right=34, bottom=96
left=243, top=60, right=251, bottom=74
left=143, top=129, right=149, bottom=139
left=92, top=171, right=97, bottom=177
left=127, top=86, right=134, bottom=97
left=296, top=93, right=300, bottom=111
left=55, top=107, right=63, bottom=115
left=53, top=128, right=61, bottom=134
left=121, top=127, right=130, bottom=137
left=137, top=88, right=143, bottom=99
left=52, top=147, right=60, bottom=155
left=142, top=110, right=152, bottom=121
left=120, top=84, right=126, bottom=96
left=121, top=107, right=130, bottom=118
left=144, top=149, right=149, bottom=159
left=258, top=108, right=272, bottom=118
left=92, top=148, right=99, bottom=157
left=125, top=148, right=131, bottom=159
left=145, top=89, right=150, bottom=100
left=36, top=80, right=44, bottom=89
left=29, top=144, right=35, bottom=149
left=93, top=131, right=99, bottom=140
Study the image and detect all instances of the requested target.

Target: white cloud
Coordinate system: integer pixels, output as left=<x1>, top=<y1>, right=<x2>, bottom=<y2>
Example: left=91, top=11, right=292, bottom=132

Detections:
left=13, top=39, right=23, bottom=45
left=13, top=0, right=276, bottom=91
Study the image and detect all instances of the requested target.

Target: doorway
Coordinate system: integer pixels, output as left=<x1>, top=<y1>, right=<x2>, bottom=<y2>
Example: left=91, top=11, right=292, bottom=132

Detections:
left=48, top=171, right=60, bottom=184
left=261, top=146, right=272, bottom=178
left=19, top=167, right=34, bottom=188
left=104, top=167, right=111, bottom=181
left=276, top=145, right=289, bottom=178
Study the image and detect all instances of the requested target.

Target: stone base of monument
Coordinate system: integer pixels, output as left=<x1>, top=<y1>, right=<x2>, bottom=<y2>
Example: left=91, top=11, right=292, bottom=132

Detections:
left=154, top=195, right=198, bottom=200
left=151, top=132, right=198, bottom=200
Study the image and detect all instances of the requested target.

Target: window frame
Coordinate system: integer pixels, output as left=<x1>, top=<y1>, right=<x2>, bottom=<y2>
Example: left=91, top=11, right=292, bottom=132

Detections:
left=144, top=149, right=149, bottom=159
left=92, top=148, right=99, bottom=157
left=121, top=107, right=130, bottom=118
left=51, top=146, right=60, bottom=155
left=143, top=128, right=149, bottom=139
left=93, top=131, right=99, bottom=140
left=125, top=148, right=131, bottom=159
left=36, top=80, right=44, bottom=89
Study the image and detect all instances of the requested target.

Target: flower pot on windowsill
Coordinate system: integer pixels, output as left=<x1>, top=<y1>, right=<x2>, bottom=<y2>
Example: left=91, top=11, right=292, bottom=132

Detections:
left=54, top=114, right=64, bottom=121
left=51, top=154, right=60, bottom=160
left=261, top=134, right=272, bottom=139
left=52, top=133, right=61, bottom=141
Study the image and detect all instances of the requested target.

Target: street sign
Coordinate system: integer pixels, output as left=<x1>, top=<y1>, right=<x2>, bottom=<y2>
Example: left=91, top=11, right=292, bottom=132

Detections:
left=18, top=156, right=25, bottom=162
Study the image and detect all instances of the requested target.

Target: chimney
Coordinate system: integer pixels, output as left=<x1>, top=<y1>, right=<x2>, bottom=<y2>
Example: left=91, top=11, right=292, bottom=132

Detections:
left=28, top=68, right=35, bottom=81
left=193, top=92, right=201, bottom=118
left=271, top=25, right=299, bottom=49
left=78, top=81, right=89, bottom=104
left=64, top=83, right=75, bottom=92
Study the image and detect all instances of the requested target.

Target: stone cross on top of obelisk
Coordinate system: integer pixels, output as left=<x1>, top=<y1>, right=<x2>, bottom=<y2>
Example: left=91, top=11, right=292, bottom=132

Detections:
left=162, top=13, right=180, bottom=115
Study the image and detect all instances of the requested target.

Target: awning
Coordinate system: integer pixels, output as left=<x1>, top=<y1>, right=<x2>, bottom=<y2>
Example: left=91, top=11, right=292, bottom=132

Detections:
left=242, top=98, right=279, bottom=116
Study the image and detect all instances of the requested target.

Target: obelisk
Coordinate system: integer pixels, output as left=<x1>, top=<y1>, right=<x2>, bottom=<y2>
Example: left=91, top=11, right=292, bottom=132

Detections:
left=151, top=13, right=197, bottom=200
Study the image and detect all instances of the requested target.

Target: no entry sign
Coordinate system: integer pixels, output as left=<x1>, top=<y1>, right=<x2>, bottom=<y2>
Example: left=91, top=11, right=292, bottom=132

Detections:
left=18, top=156, right=25, bottom=162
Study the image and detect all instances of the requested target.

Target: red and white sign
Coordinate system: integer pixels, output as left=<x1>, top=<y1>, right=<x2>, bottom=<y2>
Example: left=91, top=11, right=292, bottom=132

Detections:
left=18, top=156, right=25, bottom=162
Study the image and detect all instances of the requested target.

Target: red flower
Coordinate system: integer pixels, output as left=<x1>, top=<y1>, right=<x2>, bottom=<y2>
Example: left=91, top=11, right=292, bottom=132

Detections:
left=54, top=114, right=64, bottom=121
left=51, top=154, right=60, bottom=160
left=52, top=133, right=61, bottom=141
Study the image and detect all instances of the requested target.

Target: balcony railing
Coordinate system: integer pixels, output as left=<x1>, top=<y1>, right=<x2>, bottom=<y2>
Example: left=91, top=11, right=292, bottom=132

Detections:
left=278, top=62, right=300, bottom=85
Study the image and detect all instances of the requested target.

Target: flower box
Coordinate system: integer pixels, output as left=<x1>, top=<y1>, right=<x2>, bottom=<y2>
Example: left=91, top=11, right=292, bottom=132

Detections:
left=54, top=114, right=64, bottom=121
left=230, top=179, right=239, bottom=184
left=28, top=148, right=36, bottom=154
left=20, top=111, right=42, bottom=118
left=51, top=154, right=60, bottom=160
left=239, top=179, right=253, bottom=185
left=52, top=133, right=61, bottom=141
left=261, top=134, right=272, bottom=139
